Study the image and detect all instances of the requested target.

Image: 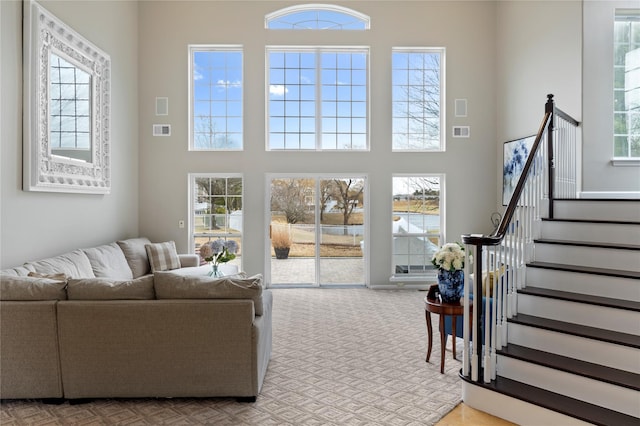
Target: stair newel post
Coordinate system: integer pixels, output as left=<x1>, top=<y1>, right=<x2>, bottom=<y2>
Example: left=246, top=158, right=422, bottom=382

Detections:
left=488, top=245, right=498, bottom=381
left=546, top=94, right=555, bottom=219
left=483, top=246, right=492, bottom=383
left=462, top=243, right=471, bottom=377
left=461, top=239, right=483, bottom=382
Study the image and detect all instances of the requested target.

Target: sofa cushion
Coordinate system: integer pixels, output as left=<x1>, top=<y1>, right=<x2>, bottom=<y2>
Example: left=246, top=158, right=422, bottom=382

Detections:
left=82, top=243, right=134, bottom=280
left=154, top=272, right=264, bottom=316
left=24, top=249, right=95, bottom=279
left=0, top=275, right=67, bottom=300
left=145, top=241, right=181, bottom=273
left=116, top=238, right=152, bottom=278
left=66, top=276, right=155, bottom=300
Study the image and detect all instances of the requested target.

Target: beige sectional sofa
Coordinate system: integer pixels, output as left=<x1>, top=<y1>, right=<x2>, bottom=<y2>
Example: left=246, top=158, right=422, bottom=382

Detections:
left=0, top=237, right=272, bottom=402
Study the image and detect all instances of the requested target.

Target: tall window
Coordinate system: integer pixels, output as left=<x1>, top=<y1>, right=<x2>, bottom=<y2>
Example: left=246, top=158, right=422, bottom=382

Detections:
left=267, top=47, right=369, bottom=150
left=189, top=46, right=243, bottom=150
left=391, top=175, right=444, bottom=279
left=190, top=174, right=243, bottom=267
left=614, top=11, right=640, bottom=158
left=392, top=48, right=445, bottom=151
left=266, top=4, right=369, bottom=30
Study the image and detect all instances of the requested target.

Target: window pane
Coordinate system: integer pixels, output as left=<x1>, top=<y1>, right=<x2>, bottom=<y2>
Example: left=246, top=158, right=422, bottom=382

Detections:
left=191, top=174, right=243, bottom=270
left=266, top=7, right=369, bottom=30
left=190, top=47, right=243, bottom=150
left=613, top=12, right=640, bottom=158
left=392, top=48, right=444, bottom=151
left=268, top=48, right=368, bottom=150
left=392, top=176, right=442, bottom=277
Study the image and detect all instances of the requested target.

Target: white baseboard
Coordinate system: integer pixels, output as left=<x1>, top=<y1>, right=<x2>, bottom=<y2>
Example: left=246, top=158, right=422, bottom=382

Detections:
left=578, top=191, right=640, bottom=199
left=462, top=381, right=592, bottom=426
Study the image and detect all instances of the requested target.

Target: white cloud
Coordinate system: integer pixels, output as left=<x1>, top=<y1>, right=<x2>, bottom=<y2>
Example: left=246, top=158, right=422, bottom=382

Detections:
left=269, top=85, right=288, bottom=96
left=216, top=79, right=242, bottom=88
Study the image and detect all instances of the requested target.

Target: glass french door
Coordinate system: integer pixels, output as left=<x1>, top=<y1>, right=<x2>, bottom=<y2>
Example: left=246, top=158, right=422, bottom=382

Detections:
left=268, top=175, right=366, bottom=287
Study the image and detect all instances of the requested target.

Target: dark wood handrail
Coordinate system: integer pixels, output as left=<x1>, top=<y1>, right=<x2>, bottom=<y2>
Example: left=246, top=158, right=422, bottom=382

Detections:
left=462, top=94, right=579, bottom=247
left=460, top=94, right=579, bottom=383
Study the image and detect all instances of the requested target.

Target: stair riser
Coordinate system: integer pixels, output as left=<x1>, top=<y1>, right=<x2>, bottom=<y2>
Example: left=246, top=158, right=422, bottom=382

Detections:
left=534, top=244, right=640, bottom=272
left=462, top=382, right=592, bottom=426
left=525, top=267, right=640, bottom=301
left=553, top=200, right=640, bottom=222
left=517, top=294, right=640, bottom=335
left=507, top=322, right=640, bottom=373
left=540, top=221, right=640, bottom=246
left=497, top=356, right=640, bottom=417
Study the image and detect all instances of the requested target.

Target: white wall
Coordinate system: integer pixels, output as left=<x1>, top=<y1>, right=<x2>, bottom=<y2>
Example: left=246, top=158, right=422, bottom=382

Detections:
left=137, top=1, right=498, bottom=286
left=0, top=0, right=140, bottom=268
left=583, top=0, right=640, bottom=193
left=495, top=0, right=583, bottom=207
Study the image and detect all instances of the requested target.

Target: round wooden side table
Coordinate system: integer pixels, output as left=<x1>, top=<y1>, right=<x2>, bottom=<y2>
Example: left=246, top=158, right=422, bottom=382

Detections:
left=424, top=284, right=472, bottom=374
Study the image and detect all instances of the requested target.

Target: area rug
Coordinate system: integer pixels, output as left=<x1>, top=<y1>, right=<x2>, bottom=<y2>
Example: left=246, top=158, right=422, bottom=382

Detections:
left=0, top=288, right=462, bottom=425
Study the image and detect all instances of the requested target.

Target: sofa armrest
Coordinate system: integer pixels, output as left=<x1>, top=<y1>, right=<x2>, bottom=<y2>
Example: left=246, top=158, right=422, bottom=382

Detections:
left=178, top=254, right=200, bottom=268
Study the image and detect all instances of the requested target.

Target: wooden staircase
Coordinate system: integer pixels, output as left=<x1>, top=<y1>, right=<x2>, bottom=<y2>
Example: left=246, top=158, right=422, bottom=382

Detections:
left=462, top=198, right=640, bottom=426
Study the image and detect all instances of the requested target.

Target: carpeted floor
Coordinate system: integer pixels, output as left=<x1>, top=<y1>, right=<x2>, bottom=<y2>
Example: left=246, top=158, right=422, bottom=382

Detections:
left=0, top=288, right=462, bottom=425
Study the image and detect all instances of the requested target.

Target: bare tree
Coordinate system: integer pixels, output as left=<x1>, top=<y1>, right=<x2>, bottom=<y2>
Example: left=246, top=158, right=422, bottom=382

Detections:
left=194, top=116, right=240, bottom=149
left=270, top=178, right=313, bottom=224
left=319, top=180, right=333, bottom=222
left=394, top=54, right=441, bottom=150
left=330, top=178, right=364, bottom=235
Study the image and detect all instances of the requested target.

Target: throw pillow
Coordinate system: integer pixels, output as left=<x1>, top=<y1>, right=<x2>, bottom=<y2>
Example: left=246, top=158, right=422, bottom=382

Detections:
left=82, top=243, right=134, bottom=279
left=116, top=237, right=152, bottom=278
left=154, top=272, right=264, bottom=316
left=66, top=276, right=155, bottom=300
left=27, top=272, right=69, bottom=282
left=145, top=241, right=181, bottom=273
left=0, top=274, right=67, bottom=300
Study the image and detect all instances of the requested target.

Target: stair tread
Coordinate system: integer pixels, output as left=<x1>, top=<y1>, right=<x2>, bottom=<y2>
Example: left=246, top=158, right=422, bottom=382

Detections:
left=542, top=217, right=640, bottom=226
left=519, top=286, right=640, bottom=311
left=509, top=313, right=640, bottom=348
left=528, top=261, right=640, bottom=279
left=534, top=238, right=640, bottom=251
left=464, top=374, right=640, bottom=426
left=554, top=198, right=640, bottom=202
left=498, top=344, right=640, bottom=391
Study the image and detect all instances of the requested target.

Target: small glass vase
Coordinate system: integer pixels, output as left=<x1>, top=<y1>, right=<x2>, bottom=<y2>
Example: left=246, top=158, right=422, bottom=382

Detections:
left=209, top=264, right=222, bottom=277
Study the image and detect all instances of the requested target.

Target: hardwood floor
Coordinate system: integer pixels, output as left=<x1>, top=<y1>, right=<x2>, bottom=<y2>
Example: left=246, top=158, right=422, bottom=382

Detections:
left=437, top=403, right=517, bottom=425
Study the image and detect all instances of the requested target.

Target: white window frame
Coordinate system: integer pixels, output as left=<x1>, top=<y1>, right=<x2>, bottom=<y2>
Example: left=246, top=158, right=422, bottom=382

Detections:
left=188, top=45, right=243, bottom=151
left=188, top=173, right=243, bottom=270
left=613, top=10, right=640, bottom=160
left=390, top=174, right=445, bottom=282
left=392, top=47, right=446, bottom=152
left=265, top=4, right=370, bottom=30
left=266, top=46, right=370, bottom=151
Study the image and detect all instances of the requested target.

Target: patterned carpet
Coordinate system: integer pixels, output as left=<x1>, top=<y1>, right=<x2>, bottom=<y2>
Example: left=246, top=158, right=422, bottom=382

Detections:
left=0, top=288, right=462, bottom=425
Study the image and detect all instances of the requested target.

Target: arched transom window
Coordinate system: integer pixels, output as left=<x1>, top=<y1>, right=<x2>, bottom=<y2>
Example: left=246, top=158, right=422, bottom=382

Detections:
left=265, top=4, right=370, bottom=30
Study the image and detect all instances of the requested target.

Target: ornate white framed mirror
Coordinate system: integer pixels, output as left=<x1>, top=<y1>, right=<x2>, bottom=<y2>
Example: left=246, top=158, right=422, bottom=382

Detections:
left=23, top=0, right=111, bottom=194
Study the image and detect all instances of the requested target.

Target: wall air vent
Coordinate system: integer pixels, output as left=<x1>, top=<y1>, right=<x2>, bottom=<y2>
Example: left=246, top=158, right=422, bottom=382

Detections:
left=452, top=126, right=470, bottom=138
left=153, top=124, right=171, bottom=136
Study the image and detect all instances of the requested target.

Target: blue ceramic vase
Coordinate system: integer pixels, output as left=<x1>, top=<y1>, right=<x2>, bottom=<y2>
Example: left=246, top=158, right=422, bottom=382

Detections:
left=437, top=269, right=464, bottom=303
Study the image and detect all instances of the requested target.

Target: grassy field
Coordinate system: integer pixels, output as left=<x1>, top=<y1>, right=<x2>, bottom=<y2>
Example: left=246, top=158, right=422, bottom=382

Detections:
left=270, top=206, right=438, bottom=258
